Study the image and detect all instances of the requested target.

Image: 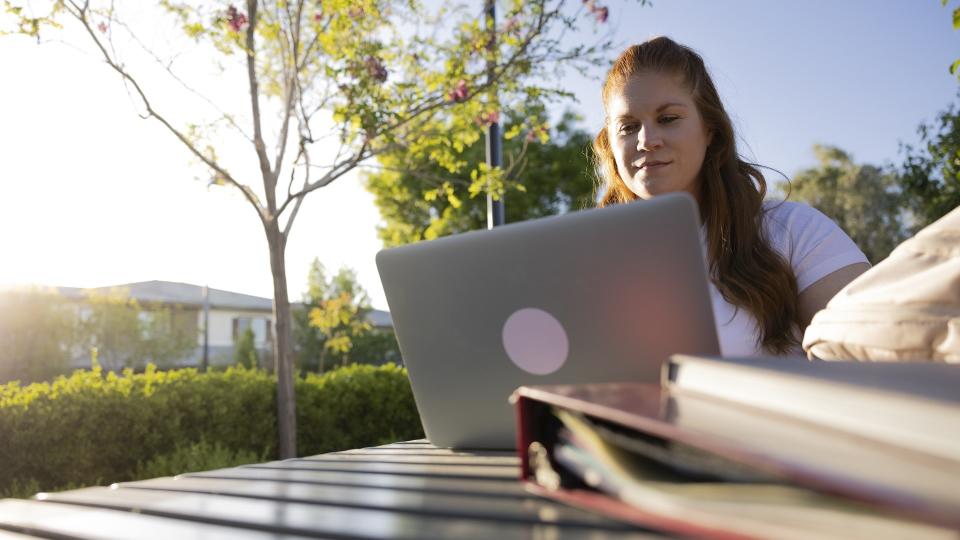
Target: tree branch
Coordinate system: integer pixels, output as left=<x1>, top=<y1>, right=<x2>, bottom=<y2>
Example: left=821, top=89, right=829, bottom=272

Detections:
left=271, top=1, right=300, bottom=182
left=244, top=0, right=276, bottom=213
left=62, top=0, right=265, bottom=222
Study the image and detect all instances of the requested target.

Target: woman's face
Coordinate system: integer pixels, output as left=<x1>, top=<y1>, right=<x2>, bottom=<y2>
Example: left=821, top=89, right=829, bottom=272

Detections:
left=605, top=71, right=712, bottom=201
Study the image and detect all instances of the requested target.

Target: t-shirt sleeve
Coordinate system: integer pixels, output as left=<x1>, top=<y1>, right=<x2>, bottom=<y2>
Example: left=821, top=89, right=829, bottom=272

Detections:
left=766, top=202, right=870, bottom=293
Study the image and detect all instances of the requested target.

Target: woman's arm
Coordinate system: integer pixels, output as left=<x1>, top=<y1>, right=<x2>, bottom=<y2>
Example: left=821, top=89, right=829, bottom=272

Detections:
left=797, top=262, right=871, bottom=328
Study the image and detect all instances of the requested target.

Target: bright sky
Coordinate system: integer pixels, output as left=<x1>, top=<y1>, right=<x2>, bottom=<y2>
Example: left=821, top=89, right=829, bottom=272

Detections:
left=1, top=1, right=957, bottom=310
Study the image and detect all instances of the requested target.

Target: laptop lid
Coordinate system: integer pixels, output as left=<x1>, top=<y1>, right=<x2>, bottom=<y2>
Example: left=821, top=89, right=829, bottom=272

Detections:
left=376, top=192, right=719, bottom=449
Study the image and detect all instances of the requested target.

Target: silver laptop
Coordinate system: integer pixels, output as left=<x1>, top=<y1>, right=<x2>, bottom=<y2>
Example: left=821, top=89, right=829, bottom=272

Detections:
left=376, top=192, right=719, bottom=449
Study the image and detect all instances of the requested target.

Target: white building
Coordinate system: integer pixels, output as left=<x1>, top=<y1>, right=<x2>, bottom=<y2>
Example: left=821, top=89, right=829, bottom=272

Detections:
left=58, top=280, right=392, bottom=368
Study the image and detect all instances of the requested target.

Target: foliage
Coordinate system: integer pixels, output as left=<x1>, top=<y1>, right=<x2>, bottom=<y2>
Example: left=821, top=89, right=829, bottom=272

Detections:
left=233, top=328, right=259, bottom=368
left=943, top=0, right=960, bottom=81
left=0, top=288, right=76, bottom=384
left=134, top=438, right=264, bottom=480
left=783, top=145, right=907, bottom=264
left=349, top=328, right=402, bottom=366
left=366, top=110, right=597, bottom=246
left=80, top=288, right=196, bottom=371
left=898, top=96, right=960, bottom=231
left=0, top=363, right=421, bottom=497
left=296, top=259, right=384, bottom=372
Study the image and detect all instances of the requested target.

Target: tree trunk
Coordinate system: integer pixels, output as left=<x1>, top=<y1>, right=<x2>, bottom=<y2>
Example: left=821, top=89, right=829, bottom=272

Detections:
left=265, top=221, right=297, bottom=459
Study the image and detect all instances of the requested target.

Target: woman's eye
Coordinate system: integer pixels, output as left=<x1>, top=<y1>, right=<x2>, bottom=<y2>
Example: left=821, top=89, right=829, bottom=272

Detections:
left=659, top=115, right=679, bottom=124
left=619, top=123, right=638, bottom=134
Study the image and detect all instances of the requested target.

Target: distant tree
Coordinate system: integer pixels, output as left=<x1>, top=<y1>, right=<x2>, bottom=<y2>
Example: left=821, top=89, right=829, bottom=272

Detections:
left=365, top=110, right=596, bottom=246
left=79, top=288, right=195, bottom=370
left=349, top=328, right=402, bottom=366
left=233, top=328, right=259, bottom=368
left=294, top=259, right=376, bottom=372
left=783, top=145, right=907, bottom=264
left=293, top=258, right=328, bottom=372
left=898, top=98, right=960, bottom=231
left=0, top=288, right=76, bottom=383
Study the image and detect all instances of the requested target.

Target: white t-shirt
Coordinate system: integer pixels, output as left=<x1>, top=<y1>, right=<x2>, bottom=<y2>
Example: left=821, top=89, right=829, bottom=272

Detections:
left=703, top=200, right=869, bottom=357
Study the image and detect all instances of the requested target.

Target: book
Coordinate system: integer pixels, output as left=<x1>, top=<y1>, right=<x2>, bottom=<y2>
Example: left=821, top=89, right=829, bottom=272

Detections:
left=664, top=355, right=960, bottom=462
left=512, top=358, right=960, bottom=538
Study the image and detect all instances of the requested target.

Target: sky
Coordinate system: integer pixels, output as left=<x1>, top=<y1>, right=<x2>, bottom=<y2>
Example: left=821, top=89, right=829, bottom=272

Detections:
left=0, top=1, right=957, bottom=311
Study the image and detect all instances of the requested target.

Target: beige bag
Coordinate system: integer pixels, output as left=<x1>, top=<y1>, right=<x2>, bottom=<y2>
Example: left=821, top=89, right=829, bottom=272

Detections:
left=803, top=206, right=960, bottom=362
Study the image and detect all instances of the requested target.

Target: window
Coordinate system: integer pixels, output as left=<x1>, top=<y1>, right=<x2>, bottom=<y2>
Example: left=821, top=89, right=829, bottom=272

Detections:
left=232, top=317, right=252, bottom=342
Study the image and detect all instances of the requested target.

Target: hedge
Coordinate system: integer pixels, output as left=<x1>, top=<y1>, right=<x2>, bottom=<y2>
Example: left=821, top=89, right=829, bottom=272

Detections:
left=0, top=363, right=423, bottom=497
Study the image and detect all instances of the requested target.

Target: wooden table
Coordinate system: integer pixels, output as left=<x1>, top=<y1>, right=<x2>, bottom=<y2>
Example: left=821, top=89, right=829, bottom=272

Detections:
left=0, top=440, right=660, bottom=539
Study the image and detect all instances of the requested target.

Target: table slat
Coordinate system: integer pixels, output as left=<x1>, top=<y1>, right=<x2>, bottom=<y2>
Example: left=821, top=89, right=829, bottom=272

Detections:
left=0, top=499, right=306, bottom=540
left=184, top=468, right=531, bottom=498
left=115, top=476, right=631, bottom=529
left=248, top=460, right=518, bottom=480
left=40, top=487, right=654, bottom=540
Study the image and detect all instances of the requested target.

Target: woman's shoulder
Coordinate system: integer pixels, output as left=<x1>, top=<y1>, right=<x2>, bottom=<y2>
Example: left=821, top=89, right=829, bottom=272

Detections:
left=761, top=199, right=830, bottom=227
left=760, top=198, right=869, bottom=289
left=760, top=199, right=831, bottom=243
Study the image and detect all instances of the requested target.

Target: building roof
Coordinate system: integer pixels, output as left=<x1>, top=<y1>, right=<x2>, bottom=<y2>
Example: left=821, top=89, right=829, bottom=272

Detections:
left=59, top=281, right=274, bottom=311
left=56, top=280, right=393, bottom=327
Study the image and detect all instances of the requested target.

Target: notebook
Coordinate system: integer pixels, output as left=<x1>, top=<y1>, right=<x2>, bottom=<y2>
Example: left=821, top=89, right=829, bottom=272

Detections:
left=376, top=192, right=720, bottom=449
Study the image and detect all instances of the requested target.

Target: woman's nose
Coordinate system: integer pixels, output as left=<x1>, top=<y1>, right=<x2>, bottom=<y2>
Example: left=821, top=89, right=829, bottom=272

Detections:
left=637, top=125, right=663, bottom=151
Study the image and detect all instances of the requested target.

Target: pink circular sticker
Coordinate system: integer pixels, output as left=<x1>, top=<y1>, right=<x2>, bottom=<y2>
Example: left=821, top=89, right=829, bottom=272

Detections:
left=502, top=308, right=569, bottom=375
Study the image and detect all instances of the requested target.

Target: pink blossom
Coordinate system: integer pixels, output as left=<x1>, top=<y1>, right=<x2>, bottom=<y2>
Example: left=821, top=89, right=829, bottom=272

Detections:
left=348, top=6, right=365, bottom=19
left=526, top=126, right=547, bottom=143
left=475, top=110, right=500, bottom=127
left=503, top=16, right=520, bottom=34
left=97, top=21, right=108, bottom=33
left=448, top=79, right=469, bottom=103
left=593, top=6, right=609, bottom=23
left=314, top=12, right=323, bottom=22
left=365, top=55, right=388, bottom=83
left=226, top=5, right=248, bottom=32
left=486, top=110, right=500, bottom=124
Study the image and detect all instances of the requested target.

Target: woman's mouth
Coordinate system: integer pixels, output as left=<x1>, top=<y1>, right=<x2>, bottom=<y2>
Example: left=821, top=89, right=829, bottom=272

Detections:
left=639, top=160, right=672, bottom=170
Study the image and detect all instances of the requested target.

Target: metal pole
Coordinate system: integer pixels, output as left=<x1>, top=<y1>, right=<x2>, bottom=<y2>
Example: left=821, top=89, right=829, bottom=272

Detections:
left=485, top=0, right=504, bottom=229
left=202, top=284, right=210, bottom=371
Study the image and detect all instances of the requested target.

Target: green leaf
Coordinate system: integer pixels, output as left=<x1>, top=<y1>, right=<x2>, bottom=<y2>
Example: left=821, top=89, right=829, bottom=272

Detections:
left=950, top=58, right=960, bottom=75
left=954, top=7, right=960, bottom=29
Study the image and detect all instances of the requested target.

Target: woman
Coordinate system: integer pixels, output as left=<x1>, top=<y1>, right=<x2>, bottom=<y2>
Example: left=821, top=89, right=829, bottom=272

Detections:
left=593, top=36, right=870, bottom=356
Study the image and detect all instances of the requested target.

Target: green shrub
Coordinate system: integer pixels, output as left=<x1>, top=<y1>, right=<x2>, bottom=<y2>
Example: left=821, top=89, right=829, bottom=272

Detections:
left=0, top=363, right=422, bottom=497
left=135, top=438, right=264, bottom=479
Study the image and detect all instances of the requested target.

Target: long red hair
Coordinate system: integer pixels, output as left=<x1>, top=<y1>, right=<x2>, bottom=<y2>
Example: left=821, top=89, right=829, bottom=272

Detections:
left=593, top=37, right=800, bottom=354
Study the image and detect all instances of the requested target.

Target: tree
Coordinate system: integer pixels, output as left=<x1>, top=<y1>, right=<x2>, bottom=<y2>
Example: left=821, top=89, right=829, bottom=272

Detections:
left=348, top=328, right=402, bottom=366
left=4, top=0, right=648, bottom=457
left=295, top=258, right=401, bottom=371
left=943, top=0, right=960, bottom=81
left=0, top=288, right=76, bottom=384
left=783, top=145, right=907, bottom=264
left=899, top=97, right=960, bottom=231
left=366, top=110, right=597, bottom=246
left=80, top=288, right=196, bottom=371
left=234, top=328, right=259, bottom=368
left=292, top=259, right=326, bottom=373
left=295, top=259, right=373, bottom=372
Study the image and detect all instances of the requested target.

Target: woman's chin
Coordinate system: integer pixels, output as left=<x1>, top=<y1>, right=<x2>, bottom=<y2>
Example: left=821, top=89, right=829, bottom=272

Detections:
left=627, top=177, right=676, bottom=200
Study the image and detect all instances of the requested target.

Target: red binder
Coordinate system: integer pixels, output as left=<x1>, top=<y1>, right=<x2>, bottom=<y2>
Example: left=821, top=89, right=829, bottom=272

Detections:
left=511, top=379, right=960, bottom=539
